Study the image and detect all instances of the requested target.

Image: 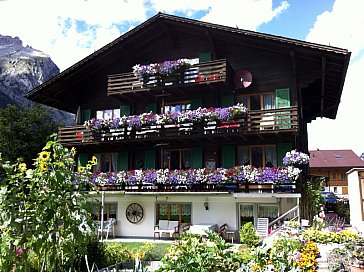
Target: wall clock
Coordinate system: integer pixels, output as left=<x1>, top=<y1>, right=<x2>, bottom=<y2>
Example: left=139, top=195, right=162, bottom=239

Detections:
left=126, top=203, right=143, bottom=224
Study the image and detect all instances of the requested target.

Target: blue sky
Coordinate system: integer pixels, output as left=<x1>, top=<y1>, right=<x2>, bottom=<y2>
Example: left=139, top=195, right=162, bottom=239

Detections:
left=0, top=0, right=363, bottom=155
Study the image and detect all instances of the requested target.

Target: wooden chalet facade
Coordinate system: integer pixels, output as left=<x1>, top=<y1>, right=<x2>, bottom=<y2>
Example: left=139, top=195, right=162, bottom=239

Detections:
left=26, top=13, right=350, bottom=239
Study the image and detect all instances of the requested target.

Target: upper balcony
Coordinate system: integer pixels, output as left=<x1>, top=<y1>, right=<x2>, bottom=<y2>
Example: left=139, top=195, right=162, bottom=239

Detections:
left=57, top=106, right=298, bottom=147
left=107, top=59, right=233, bottom=96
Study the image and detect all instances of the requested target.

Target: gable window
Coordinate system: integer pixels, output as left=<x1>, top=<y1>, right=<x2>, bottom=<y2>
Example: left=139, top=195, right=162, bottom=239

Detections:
left=91, top=202, right=117, bottom=221
left=163, top=149, right=190, bottom=170
left=156, top=203, right=191, bottom=224
left=163, top=101, right=191, bottom=113
left=238, top=145, right=277, bottom=167
left=237, top=93, right=274, bottom=111
left=96, top=109, right=120, bottom=120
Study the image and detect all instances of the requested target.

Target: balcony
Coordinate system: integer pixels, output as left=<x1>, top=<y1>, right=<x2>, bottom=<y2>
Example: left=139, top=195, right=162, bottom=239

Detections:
left=107, top=59, right=233, bottom=96
left=57, top=107, right=298, bottom=146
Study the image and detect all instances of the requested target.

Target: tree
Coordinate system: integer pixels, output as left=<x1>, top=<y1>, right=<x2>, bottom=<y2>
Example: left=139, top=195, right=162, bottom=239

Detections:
left=0, top=104, right=59, bottom=165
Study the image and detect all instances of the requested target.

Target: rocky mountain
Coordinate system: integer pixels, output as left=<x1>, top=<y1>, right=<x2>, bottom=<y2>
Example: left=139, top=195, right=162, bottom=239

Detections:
left=0, top=35, right=73, bottom=124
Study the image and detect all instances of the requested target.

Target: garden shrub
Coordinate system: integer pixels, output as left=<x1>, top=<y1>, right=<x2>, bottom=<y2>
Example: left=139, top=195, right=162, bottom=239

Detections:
left=240, top=222, right=260, bottom=247
left=104, top=242, right=133, bottom=265
left=302, top=228, right=360, bottom=244
left=157, top=232, right=242, bottom=272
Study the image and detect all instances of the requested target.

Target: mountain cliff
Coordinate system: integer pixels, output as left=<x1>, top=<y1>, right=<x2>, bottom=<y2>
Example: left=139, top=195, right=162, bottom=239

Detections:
left=0, top=35, right=73, bottom=123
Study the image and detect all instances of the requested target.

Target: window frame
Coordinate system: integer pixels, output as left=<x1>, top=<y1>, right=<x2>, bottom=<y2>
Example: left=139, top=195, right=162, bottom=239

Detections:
left=237, top=144, right=277, bottom=168
left=91, top=202, right=118, bottom=222
left=236, top=92, right=275, bottom=111
left=96, top=108, right=120, bottom=120
left=162, top=148, right=191, bottom=170
left=162, top=100, right=191, bottom=114
left=156, top=202, right=192, bottom=224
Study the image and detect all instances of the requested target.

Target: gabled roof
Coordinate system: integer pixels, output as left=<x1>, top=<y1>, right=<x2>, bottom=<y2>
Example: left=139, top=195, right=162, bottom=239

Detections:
left=309, top=149, right=364, bottom=168
left=25, top=12, right=351, bottom=118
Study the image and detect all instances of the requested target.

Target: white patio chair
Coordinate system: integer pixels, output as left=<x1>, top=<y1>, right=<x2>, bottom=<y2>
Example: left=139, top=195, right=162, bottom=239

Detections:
left=98, top=218, right=116, bottom=240
left=256, top=218, right=269, bottom=239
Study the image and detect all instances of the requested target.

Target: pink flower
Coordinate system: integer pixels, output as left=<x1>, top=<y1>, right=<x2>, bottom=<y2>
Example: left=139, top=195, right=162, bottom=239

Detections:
left=16, top=248, right=23, bottom=255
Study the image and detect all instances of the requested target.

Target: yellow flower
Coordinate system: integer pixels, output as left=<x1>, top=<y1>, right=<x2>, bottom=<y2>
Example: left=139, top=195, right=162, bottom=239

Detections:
left=40, top=162, right=48, bottom=171
left=86, top=164, right=92, bottom=170
left=70, top=147, right=76, bottom=156
left=58, top=162, right=64, bottom=167
left=39, top=151, right=50, bottom=161
left=91, top=156, right=97, bottom=165
left=78, top=166, right=85, bottom=173
left=18, top=163, right=27, bottom=172
left=69, top=158, right=74, bottom=162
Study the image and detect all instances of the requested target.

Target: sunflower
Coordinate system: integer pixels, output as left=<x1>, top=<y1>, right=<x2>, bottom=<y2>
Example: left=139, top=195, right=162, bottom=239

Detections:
left=70, top=147, right=76, bottom=156
left=40, top=162, right=48, bottom=171
left=78, top=166, right=85, bottom=173
left=86, top=164, right=92, bottom=170
left=39, top=151, right=50, bottom=161
left=91, top=156, right=97, bottom=165
left=18, top=163, right=27, bottom=172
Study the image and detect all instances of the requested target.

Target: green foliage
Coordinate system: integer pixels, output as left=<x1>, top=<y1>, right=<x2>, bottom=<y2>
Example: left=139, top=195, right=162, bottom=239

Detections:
left=104, top=242, right=132, bottom=265
left=157, top=231, right=243, bottom=272
left=301, top=176, right=325, bottom=223
left=0, top=104, right=59, bottom=165
left=0, top=139, right=95, bottom=271
left=239, top=222, right=260, bottom=247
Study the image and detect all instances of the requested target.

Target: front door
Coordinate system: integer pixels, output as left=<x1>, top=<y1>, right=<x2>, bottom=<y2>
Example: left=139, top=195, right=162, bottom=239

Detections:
left=239, top=204, right=254, bottom=228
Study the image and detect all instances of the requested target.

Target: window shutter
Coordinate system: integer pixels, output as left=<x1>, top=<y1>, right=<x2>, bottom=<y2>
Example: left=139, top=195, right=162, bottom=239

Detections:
left=222, top=145, right=235, bottom=168
left=275, top=88, right=291, bottom=129
left=117, top=151, right=128, bottom=171
left=78, top=153, right=88, bottom=167
left=277, top=142, right=293, bottom=166
left=146, top=103, right=157, bottom=113
left=81, top=109, right=91, bottom=123
left=120, top=105, right=131, bottom=116
left=144, top=150, right=155, bottom=169
left=190, top=147, right=203, bottom=169
left=221, top=94, right=234, bottom=108
left=199, top=52, right=211, bottom=63
left=275, top=88, right=290, bottom=108
left=191, top=98, right=202, bottom=110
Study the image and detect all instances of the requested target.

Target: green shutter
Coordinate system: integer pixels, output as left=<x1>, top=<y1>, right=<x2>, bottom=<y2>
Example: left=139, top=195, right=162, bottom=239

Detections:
left=120, top=105, right=131, bottom=116
left=275, top=88, right=290, bottom=108
left=146, top=103, right=157, bottom=113
left=222, top=145, right=235, bottom=168
left=144, top=150, right=155, bottom=169
left=275, top=88, right=291, bottom=129
left=190, top=147, right=203, bottom=169
left=221, top=94, right=234, bottom=108
left=277, top=142, right=293, bottom=166
left=199, top=52, right=211, bottom=63
left=117, top=151, right=128, bottom=171
left=78, top=153, right=88, bottom=167
left=191, top=98, right=202, bottom=110
left=81, top=109, right=91, bottom=123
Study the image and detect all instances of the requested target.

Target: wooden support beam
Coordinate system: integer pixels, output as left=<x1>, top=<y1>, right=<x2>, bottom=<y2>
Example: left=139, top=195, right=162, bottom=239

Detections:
left=205, top=30, right=217, bottom=59
left=321, top=56, right=326, bottom=117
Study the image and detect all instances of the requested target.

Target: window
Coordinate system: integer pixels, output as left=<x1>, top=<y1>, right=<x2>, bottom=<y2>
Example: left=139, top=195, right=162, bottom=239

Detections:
left=238, top=145, right=277, bottom=167
left=96, top=109, right=120, bottom=120
left=163, top=101, right=191, bottom=113
left=258, top=205, right=279, bottom=223
left=156, top=203, right=191, bottom=223
left=163, top=149, right=190, bottom=170
left=91, top=202, right=117, bottom=221
left=237, top=93, right=274, bottom=111
left=94, top=153, right=118, bottom=172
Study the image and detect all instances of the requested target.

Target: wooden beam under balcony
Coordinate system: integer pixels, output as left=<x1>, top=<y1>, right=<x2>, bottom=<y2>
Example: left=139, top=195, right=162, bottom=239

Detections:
left=107, top=59, right=231, bottom=96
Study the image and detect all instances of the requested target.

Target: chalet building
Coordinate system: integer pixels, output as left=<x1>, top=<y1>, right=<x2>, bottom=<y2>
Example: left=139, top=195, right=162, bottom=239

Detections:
left=310, top=149, right=364, bottom=197
left=26, top=13, right=350, bottom=239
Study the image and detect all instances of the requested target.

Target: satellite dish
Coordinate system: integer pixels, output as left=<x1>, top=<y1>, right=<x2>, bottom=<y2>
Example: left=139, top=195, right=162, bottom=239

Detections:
left=234, top=70, right=252, bottom=89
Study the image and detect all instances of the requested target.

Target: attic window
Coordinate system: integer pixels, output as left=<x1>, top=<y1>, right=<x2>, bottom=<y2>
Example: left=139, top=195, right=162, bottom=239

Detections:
left=334, top=153, right=342, bottom=159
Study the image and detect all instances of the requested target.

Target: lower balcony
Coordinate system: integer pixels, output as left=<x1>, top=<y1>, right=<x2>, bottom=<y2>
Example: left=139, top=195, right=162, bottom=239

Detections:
left=90, top=166, right=300, bottom=194
left=57, top=107, right=298, bottom=146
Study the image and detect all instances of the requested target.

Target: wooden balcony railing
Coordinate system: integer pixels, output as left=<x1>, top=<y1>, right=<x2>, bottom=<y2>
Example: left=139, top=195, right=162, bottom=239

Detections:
left=107, top=59, right=231, bottom=95
left=57, top=107, right=298, bottom=146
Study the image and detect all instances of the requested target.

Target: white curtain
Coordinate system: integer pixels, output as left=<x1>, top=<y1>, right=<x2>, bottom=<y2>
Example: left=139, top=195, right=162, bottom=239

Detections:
left=263, top=94, right=274, bottom=110
left=111, top=153, right=118, bottom=172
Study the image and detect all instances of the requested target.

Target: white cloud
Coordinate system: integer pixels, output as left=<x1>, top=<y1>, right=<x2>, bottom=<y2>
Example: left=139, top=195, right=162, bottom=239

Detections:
left=307, top=0, right=364, bottom=155
left=306, top=0, right=364, bottom=58
left=0, top=0, right=147, bottom=71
